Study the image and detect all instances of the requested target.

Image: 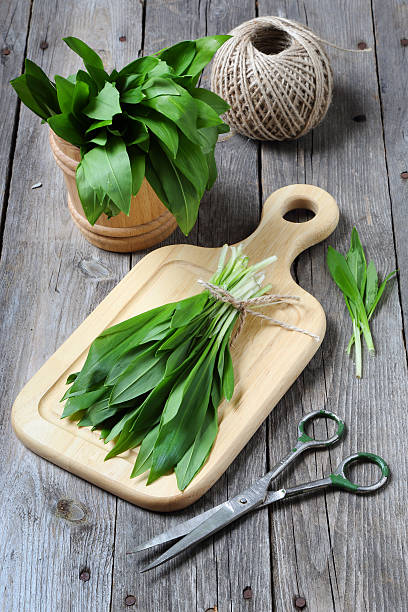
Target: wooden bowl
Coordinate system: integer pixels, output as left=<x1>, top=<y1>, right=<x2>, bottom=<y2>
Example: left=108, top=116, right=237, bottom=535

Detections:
left=49, top=130, right=177, bottom=252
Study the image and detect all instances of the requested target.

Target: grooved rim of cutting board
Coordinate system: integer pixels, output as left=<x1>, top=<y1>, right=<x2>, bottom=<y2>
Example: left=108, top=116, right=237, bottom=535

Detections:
left=12, top=184, right=339, bottom=511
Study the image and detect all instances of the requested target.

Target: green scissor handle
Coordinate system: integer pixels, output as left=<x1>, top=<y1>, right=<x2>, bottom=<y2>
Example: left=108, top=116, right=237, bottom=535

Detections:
left=297, top=409, right=345, bottom=448
left=329, top=452, right=390, bottom=493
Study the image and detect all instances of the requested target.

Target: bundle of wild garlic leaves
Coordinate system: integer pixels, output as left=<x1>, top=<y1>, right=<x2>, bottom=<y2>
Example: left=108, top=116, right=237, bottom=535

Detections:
left=11, top=35, right=230, bottom=234
left=327, top=227, right=396, bottom=378
left=62, top=246, right=277, bottom=490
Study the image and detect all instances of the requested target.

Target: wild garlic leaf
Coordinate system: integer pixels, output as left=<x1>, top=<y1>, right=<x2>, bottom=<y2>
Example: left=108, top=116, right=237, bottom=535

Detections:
left=148, top=348, right=216, bottom=483
left=127, top=147, right=145, bottom=195
left=89, top=130, right=108, bottom=146
left=80, top=136, right=132, bottom=214
left=142, top=77, right=180, bottom=98
left=190, top=87, right=230, bottom=115
left=184, top=35, right=231, bottom=77
left=222, top=344, right=234, bottom=401
left=141, top=86, right=199, bottom=145
left=120, top=87, right=144, bottom=105
left=175, top=401, right=218, bottom=490
left=72, top=80, right=90, bottom=117
left=76, top=161, right=107, bottom=224
left=158, top=41, right=196, bottom=75
left=368, top=270, right=397, bottom=317
left=118, top=56, right=159, bottom=78
left=346, top=227, right=366, bottom=295
left=63, top=37, right=105, bottom=70
left=149, top=139, right=200, bottom=235
left=130, top=424, right=160, bottom=478
left=364, top=260, right=378, bottom=313
left=83, top=81, right=122, bottom=120
left=10, top=74, right=51, bottom=120
left=55, top=75, right=75, bottom=114
left=48, top=113, right=84, bottom=145
left=134, top=113, right=179, bottom=158
left=171, top=132, right=209, bottom=194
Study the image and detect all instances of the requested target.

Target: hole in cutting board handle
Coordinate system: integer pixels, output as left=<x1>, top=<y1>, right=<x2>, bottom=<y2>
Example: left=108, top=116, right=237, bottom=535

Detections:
left=282, top=197, right=316, bottom=223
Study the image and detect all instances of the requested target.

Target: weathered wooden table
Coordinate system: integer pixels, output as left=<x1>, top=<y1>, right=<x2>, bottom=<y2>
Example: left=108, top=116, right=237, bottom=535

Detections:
left=1, top=1, right=407, bottom=610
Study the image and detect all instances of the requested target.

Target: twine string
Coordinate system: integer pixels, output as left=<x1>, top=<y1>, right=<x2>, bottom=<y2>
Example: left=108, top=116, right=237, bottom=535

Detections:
left=198, top=280, right=320, bottom=344
left=211, top=16, right=370, bottom=142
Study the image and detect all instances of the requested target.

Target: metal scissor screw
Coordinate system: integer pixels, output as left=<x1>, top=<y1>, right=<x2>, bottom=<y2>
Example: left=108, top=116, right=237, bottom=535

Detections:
left=239, top=498, right=248, bottom=504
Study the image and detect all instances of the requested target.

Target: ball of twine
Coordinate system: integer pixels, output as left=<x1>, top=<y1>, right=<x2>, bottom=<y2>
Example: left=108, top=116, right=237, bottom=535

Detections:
left=210, top=16, right=333, bottom=141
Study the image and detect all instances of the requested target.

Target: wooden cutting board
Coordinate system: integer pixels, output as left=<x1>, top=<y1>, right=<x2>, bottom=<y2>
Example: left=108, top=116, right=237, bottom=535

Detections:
left=12, top=184, right=339, bottom=511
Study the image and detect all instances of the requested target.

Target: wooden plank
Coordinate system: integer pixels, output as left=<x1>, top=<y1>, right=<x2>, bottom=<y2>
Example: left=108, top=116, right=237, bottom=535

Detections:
left=0, top=0, right=31, bottom=234
left=111, top=2, right=275, bottom=611
left=0, top=1, right=144, bottom=610
left=371, top=0, right=408, bottom=344
left=259, top=1, right=408, bottom=610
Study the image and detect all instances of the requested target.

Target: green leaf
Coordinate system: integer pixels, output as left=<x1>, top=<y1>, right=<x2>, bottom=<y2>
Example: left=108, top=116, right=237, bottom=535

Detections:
left=206, top=150, right=217, bottom=190
left=148, top=346, right=216, bottom=483
left=83, top=82, right=122, bottom=120
left=10, top=74, right=51, bottom=120
left=76, top=69, right=98, bottom=96
left=327, top=246, right=362, bottom=305
left=184, top=35, right=231, bottom=77
left=158, top=41, right=196, bottom=75
left=66, top=372, right=79, bottom=384
left=66, top=304, right=175, bottom=396
left=130, top=424, right=160, bottom=478
left=346, top=227, right=366, bottom=295
left=142, top=77, right=181, bottom=98
left=80, top=135, right=132, bottom=214
left=55, top=75, right=75, bottom=114
left=222, top=343, right=234, bottom=400
left=134, top=113, right=179, bottom=158
left=109, top=352, right=167, bottom=405
left=24, top=59, right=60, bottom=113
left=120, top=87, right=144, bottom=105
left=368, top=270, right=397, bottom=317
left=193, top=98, right=224, bottom=129
left=171, top=132, right=208, bottom=194
left=124, top=119, right=149, bottom=149
left=175, top=401, right=218, bottom=490
left=88, top=128, right=107, bottom=146
left=190, top=87, right=229, bottom=115
left=149, top=139, right=201, bottom=235
left=47, top=113, right=84, bottom=146
left=171, top=293, right=209, bottom=328
left=62, top=388, right=106, bottom=418
left=141, top=86, right=199, bottom=144
left=85, top=119, right=112, bottom=133
left=119, top=56, right=160, bottom=77
left=127, top=147, right=145, bottom=195
left=72, top=80, right=90, bottom=117
left=364, top=261, right=378, bottom=313
left=76, top=160, right=107, bottom=224
left=63, top=37, right=105, bottom=70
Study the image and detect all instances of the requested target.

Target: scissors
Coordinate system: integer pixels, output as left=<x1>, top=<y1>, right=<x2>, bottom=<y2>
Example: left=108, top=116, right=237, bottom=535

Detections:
left=136, top=409, right=389, bottom=572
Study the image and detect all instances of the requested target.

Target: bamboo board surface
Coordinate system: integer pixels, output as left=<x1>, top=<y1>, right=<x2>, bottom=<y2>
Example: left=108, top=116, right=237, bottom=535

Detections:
left=12, top=184, right=338, bottom=511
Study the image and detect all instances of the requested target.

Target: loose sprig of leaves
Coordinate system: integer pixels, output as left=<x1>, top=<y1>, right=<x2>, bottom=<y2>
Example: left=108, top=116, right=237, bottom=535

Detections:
left=61, top=245, right=277, bottom=490
left=327, top=227, right=396, bottom=377
left=11, top=36, right=231, bottom=234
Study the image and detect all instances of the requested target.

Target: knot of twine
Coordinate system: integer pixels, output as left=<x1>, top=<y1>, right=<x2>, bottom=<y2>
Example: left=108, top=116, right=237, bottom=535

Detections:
left=198, top=280, right=320, bottom=344
left=211, top=16, right=369, bottom=142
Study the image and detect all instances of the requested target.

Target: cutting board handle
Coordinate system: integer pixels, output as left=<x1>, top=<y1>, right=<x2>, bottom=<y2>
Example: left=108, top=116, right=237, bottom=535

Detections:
left=245, top=184, right=339, bottom=269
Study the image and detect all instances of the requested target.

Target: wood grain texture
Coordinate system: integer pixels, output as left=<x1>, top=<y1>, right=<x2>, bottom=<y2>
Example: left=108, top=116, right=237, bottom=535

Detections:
left=1, top=0, right=408, bottom=610
left=259, top=1, right=408, bottom=611
left=371, top=0, right=408, bottom=343
left=0, top=1, right=143, bottom=610
left=0, top=0, right=31, bottom=230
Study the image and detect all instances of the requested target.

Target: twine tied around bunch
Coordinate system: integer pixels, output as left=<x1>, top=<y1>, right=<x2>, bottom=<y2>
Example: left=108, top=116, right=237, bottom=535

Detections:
left=198, top=280, right=320, bottom=344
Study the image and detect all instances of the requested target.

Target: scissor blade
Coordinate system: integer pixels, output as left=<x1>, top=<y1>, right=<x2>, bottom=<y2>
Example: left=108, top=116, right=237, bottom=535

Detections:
left=133, top=502, right=226, bottom=552
left=140, top=497, right=260, bottom=573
